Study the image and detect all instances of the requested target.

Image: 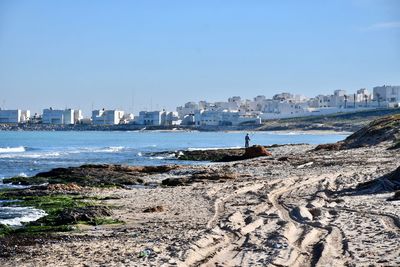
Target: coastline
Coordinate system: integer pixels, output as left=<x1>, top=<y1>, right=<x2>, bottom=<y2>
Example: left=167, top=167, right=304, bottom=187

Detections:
left=1, top=107, right=398, bottom=133
left=0, top=142, right=399, bottom=266
left=0, top=115, right=399, bottom=266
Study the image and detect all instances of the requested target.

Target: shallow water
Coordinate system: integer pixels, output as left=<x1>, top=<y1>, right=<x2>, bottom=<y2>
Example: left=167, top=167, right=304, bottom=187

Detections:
left=0, top=130, right=349, bottom=180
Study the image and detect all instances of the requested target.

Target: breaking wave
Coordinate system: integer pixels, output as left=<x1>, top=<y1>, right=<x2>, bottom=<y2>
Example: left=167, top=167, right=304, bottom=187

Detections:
left=0, top=146, right=26, bottom=153
left=0, top=206, right=47, bottom=226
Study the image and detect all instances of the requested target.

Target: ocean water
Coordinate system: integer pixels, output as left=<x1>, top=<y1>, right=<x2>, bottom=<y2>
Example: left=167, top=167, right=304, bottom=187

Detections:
left=0, top=130, right=349, bottom=181
left=0, top=130, right=349, bottom=226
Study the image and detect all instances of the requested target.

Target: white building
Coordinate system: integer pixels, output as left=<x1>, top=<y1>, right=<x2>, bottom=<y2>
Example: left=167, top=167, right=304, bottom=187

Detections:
left=176, top=102, right=199, bottom=119
left=42, top=108, right=78, bottom=124
left=74, top=110, right=83, bottom=123
left=373, top=85, right=400, bottom=106
left=92, top=109, right=124, bottom=125
left=134, top=111, right=164, bottom=125
left=0, top=109, right=30, bottom=123
left=134, top=111, right=180, bottom=126
left=194, top=110, right=261, bottom=126
left=121, top=113, right=134, bottom=124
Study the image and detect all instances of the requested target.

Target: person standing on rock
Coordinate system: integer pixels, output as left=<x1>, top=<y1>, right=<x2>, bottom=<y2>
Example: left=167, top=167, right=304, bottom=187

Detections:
left=245, top=133, right=251, bottom=148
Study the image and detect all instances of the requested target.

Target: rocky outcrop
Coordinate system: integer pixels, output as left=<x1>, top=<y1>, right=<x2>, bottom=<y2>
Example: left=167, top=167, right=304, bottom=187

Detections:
left=176, top=148, right=244, bottom=161
left=175, top=145, right=273, bottom=162
left=56, top=206, right=113, bottom=225
left=3, top=164, right=179, bottom=187
left=162, top=169, right=236, bottom=186
left=315, top=114, right=400, bottom=150
left=216, top=145, right=272, bottom=162
left=243, top=145, right=272, bottom=158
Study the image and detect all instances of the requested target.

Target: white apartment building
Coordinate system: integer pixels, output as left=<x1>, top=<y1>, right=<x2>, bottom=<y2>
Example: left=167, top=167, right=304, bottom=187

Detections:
left=176, top=102, right=199, bottom=118
left=42, top=108, right=79, bottom=124
left=74, top=110, right=83, bottom=123
left=134, top=111, right=180, bottom=126
left=373, top=85, right=400, bottom=106
left=92, top=109, right=124, bottom=125
left=0, top=109, right=30, bottom=123
left=194, top=110, right=261, bottom=126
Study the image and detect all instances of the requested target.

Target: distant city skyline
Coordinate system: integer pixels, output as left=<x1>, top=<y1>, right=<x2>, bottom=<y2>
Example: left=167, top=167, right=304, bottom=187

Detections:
left=1, top=0, right=399, bottom=115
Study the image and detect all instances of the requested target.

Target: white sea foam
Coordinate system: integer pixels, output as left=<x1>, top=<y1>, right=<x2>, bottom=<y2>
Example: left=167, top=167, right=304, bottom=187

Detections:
left=0, top=146, right=26, bottom=153
left=0, top=152, right=61, bottom=159
left=17, top=172, right=28, bottom=177
left=93, top=146, right=125, bottom=153
left=0, top=207, right=47, bottom=226
left=150, top=153, right=176, bottom=160
left=137, top=152, right=143, bottom=156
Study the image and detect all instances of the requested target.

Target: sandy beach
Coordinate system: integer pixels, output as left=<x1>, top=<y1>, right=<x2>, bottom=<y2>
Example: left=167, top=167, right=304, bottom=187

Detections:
left=0, top=139, right=399, bottom=267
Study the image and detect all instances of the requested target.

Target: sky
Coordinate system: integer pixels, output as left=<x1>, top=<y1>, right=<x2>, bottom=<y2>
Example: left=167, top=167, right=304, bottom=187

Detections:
left=0, top=0, right=399, bottom=116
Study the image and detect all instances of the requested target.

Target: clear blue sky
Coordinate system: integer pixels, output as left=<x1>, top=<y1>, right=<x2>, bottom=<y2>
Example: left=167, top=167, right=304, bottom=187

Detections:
left=0, top=0, right=399, bottom=115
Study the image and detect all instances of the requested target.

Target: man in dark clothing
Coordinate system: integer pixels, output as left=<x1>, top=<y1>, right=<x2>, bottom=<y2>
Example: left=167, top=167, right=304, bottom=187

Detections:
left=245, top=133, right=250, bottom=148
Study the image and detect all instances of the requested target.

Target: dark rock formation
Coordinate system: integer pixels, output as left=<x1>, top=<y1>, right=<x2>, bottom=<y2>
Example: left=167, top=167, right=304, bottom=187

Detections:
left=162, top=169, right=236, bottom=186
left=175, top=145, right=274, bottom=162
left=243, top=145, right=272, bottom=158
left=177, top=148, right=245, bottom=161
left=3, top=164, right=179, bottom=187
left=56, top=206, right=112, bottom=225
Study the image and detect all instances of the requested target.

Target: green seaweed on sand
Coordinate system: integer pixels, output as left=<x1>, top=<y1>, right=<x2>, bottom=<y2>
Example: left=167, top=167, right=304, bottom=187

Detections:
left=0, top=190, right=120, bottom=236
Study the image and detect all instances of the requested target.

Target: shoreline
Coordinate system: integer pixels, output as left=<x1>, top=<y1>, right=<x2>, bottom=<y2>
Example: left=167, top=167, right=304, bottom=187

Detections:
left=0, top=142, right=399, bottom=266
left=0, top=115, right=399, bottom=266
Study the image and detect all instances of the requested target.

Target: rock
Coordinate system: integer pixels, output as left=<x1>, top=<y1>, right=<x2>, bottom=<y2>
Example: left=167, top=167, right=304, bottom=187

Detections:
left=162, top=177, right=189, bottom=186
left=277, top=156, right=289, bottom=161
left=162, top=170, right=236, bottom=186
left=314, top=143, right=343, bottom=151
left=143, top=206, right=165, bottom=213
left=56, top=206, right=113, bottom=225
left=217, top=145, right=272, bottom=162
left=176, top=148, right=245, bottom=161
left=3, top=164, right=179, bottom=187
left=243, top=145, right=272, bottom=158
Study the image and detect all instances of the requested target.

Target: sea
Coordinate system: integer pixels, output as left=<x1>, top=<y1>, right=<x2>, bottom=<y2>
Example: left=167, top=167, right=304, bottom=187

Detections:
left=0, top=130, right=349, bottom=226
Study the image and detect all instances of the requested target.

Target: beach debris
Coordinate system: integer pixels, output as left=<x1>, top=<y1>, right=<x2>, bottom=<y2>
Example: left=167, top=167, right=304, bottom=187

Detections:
left=277, top=156, right=289, bottom=161
left=46, top=183, right=82, bottom=192
left=138, top=248, right=154, bottom=258
left=296, top=162, right=314, bottom=169
left=143, top=206, right=165, bottom=213
left=274, top=243, right=288, bottom=249
left=314, top=143, right=343, bottom=151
